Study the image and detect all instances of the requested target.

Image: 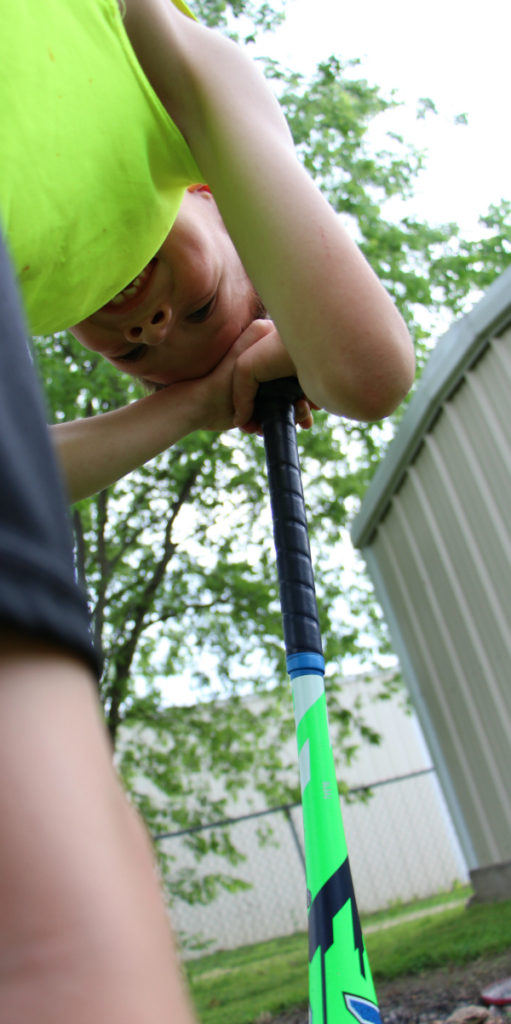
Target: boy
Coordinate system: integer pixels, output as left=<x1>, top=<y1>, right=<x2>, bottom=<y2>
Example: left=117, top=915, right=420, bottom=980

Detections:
left=0, top=1, right=414, bottom=1020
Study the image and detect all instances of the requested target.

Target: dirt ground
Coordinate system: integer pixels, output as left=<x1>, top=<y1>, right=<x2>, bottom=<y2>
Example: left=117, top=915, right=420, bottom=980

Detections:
left=266, top=951, right=511, bottom=1024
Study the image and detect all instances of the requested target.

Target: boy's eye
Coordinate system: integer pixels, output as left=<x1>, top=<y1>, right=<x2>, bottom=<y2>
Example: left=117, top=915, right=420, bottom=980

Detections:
left=116, top=344, right=147, bottom=363
left=186, top=297, right=215, bottom=324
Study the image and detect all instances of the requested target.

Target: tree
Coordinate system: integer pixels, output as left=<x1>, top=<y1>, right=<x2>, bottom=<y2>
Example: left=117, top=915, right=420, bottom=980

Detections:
left=33, top=1, right=511, bottom=924
left=36, top=328, right=386, bottom=919
left=269, top=56, right=511, bottom=358
left=191, top=0, right=286, bottom=40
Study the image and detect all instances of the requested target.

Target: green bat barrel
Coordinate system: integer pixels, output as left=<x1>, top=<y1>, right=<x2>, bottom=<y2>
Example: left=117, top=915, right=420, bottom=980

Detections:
left=292, top=667, right=380, bottom=1023
left=256, top=379, right=381, bottom=1024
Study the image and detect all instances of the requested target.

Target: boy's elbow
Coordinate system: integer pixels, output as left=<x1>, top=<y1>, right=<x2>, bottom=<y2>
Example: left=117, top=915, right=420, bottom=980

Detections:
left=360, top=342, right=416, bottom=421
left=319, top=326, right=416, bottom=423
left=358, top=369, right=415, bottom=422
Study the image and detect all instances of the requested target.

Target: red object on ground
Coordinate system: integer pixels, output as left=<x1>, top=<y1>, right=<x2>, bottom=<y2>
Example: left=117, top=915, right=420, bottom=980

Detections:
left=481, top=977, right=511, bottom=1006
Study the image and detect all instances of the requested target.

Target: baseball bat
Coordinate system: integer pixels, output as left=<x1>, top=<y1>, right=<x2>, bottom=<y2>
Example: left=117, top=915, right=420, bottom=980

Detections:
left=256, top=378, right=381, bottom=1024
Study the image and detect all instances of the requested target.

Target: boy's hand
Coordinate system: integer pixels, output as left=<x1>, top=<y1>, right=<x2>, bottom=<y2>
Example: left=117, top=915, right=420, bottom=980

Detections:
left=231, top=319, right=316, bottom=433
left=167, top=324, right=273, bottom=433
left=168, top=319, right=316, bottom=435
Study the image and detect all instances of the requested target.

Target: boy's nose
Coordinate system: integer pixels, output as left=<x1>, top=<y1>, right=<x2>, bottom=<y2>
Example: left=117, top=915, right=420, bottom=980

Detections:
left=124, top=302, right=172, bottom=346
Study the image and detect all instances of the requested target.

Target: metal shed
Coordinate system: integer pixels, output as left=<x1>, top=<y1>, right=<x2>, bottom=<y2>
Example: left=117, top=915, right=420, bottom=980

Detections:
left=351, top=268, right=511, bottom=901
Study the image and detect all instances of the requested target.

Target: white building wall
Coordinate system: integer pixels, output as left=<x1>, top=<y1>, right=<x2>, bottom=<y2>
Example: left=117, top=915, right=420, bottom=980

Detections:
left=151, top=674, right=467, bottom=954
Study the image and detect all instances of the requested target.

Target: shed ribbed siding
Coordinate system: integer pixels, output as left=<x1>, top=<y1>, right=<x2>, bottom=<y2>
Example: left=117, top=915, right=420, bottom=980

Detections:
left=352, top=271, right=511, bottom=874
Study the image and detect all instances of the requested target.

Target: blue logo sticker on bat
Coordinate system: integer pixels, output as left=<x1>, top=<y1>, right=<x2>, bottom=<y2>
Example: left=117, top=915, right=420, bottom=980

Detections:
left=344, top=993, right=381, bottom=1024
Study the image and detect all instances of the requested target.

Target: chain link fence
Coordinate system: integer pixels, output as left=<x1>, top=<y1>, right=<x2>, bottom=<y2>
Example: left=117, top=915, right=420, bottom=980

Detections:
left=155, top=766, right=468, bottom=956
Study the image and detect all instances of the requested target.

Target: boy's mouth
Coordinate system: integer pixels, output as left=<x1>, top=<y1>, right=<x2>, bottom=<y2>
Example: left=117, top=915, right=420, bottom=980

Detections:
left=104, top=259, right=157, bottom=314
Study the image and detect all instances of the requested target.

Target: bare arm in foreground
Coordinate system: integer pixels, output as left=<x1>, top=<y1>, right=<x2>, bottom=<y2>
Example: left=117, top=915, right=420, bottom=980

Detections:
left=0, top=633, right=197, bottom=1024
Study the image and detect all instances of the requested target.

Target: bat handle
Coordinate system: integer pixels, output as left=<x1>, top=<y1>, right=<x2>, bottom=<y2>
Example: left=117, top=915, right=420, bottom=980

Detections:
left=255, top=378, right=323, bottom=675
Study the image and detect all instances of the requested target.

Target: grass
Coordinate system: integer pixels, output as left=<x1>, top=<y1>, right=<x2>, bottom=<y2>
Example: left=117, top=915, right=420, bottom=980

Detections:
left=187, top=931, right=308, bottom=1024
left=361, top=884, right=471, bottom=927
left=186, top=896, right=511, bottom=1024
left=367, top=899, right=511, bottom=981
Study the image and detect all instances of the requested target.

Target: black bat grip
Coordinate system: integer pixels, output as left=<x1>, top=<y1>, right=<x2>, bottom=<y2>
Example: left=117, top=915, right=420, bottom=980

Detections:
left=255, top=378, right=323, bottom=660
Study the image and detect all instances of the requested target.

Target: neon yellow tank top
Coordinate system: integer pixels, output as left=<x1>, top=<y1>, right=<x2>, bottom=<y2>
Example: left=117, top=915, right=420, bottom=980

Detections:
left=0, top=0, right=202, bottom=335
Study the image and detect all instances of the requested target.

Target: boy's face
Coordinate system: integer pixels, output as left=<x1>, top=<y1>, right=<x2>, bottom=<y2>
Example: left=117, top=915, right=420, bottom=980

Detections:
left=70, top=189, right=260, bottom=386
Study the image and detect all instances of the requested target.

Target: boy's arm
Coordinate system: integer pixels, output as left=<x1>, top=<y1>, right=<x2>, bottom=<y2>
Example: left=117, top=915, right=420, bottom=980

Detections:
left=51, top=389, right=195, bottom=503
left=51, top=323, right=308, bottom=501
left=51, top=370, right=230, bottom=503
left=123, top=0, right=415, bottom=422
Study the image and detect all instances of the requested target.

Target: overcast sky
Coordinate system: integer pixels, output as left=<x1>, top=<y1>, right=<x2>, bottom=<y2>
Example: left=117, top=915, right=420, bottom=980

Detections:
left=254, top=0, right=510, bottom=234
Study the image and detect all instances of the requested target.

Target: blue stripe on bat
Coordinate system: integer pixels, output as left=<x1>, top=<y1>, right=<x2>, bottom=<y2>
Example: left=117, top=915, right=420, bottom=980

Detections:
left=287, top=651, right=325, bottom=677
